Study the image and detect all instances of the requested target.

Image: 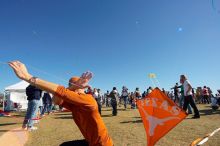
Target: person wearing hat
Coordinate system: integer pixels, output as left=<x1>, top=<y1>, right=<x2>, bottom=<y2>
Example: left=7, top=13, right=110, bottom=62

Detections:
left=8, top=61, right=113, bottom=146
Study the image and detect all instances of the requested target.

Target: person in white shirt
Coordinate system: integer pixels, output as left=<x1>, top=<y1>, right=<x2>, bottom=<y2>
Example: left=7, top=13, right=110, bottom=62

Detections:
left=93, top=88, right=102, bottom=115
left=180, top=75, right=200, bottom=119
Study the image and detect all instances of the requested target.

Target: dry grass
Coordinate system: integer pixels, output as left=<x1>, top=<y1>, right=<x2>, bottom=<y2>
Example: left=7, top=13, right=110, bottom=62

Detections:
left=0, top=110, right=25, bottom=136
left=1, top=105, right=220, bottom=146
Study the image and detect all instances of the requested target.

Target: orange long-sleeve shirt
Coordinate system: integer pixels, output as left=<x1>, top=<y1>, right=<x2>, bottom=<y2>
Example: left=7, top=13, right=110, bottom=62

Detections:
left=55, top=86, right=113, bottom=146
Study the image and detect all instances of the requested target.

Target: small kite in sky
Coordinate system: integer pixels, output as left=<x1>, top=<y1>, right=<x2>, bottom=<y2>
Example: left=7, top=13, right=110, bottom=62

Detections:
left=32, top=30, right=37, bottom=35
left=178, top=27, right=183, bottom=32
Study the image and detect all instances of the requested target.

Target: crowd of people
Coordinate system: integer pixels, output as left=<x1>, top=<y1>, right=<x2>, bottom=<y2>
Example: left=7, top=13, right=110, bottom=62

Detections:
left=3, top=74, right=220, bottom=131
left=85, top=76, right=220, bottom=119
left=84, top=86, right=152, bottom=116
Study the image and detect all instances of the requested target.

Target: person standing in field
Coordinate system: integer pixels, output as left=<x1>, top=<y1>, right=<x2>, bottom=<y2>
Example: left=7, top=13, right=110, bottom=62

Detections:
left=180, top=75, right=200, bottom=119
left=23, top=84, right=42, bottom=131
left=109, top=87, right=119, bottom=116
left=202, top=86, right=210, bottom=104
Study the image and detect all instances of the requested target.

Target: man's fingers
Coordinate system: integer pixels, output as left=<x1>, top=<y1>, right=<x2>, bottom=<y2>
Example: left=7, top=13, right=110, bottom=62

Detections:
left=84, top=71, right=93, bottom=79
left=8, top=62, right=18, bottom=70
left=87, top=72, right=93, bottom=79
left=8, top=61, right=25, bottom=70
left=81, top=71, right=93, bottom=80
left=81, top=72, right=86, bottom=78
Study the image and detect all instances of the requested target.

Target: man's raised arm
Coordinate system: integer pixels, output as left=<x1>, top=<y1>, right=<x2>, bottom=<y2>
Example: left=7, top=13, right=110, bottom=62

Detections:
left=8, top=61, right=59, bottom=94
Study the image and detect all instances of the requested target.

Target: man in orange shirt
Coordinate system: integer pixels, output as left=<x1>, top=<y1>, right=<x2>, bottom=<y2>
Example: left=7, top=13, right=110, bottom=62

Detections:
left=8, top=61, right=113, bottom=146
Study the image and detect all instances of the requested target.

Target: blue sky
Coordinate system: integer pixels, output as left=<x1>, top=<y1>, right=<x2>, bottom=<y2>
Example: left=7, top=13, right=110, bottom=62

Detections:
left=0, top=0, right=220, bottom=93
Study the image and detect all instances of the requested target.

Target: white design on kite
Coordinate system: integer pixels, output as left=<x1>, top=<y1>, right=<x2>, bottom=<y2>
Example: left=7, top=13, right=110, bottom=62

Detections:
left=139, top=106, right=180, bottom=136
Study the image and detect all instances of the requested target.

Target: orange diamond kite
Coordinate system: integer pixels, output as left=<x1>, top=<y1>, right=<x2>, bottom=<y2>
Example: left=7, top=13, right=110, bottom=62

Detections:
left=137, top=88, right=187, bottom=146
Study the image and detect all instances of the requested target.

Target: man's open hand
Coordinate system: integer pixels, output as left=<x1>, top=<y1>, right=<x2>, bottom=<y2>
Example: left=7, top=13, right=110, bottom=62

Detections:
left=8, top=61, right=32, bottom=81
left=76, top=71, right=93, bottom=89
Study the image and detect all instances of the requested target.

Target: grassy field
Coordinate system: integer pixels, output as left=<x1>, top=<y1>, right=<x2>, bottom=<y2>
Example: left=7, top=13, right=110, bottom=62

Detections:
left=0, top=105, right=220, bottom=146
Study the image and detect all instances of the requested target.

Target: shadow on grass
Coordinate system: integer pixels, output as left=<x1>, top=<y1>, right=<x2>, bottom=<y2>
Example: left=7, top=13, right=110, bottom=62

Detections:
left=199, top=109, right=220, bottom=116
left=132, top=116, right=141, bottom=119
left=0, top=130, right=9, bottom=133
left=101, top=114, right=112, bottom=117
left=54, top=113, right=72, bottom=116
left=101, top=108, right=112, bottom=111
left=60, top=139, right=88, bottom=146
left=11, top=115, right=25, bottom=118
left=0, top=123, right=17, bottom=127
left=184, top=117, right=201, bottom=120
left=117, top=109, right=129, bottom=111
left=120, top=120, right=142, bottom=124
left=54, top=116, right=73, bottom=119
left=102, top=108, right=128, bottom=112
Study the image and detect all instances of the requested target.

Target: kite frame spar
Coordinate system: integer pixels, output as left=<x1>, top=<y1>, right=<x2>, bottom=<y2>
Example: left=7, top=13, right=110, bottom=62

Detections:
left=191, top=128, right=220, bottom=146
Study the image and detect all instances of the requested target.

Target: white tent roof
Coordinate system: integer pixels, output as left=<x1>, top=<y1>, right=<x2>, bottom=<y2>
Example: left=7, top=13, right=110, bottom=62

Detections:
left=5, top=80, right=30, bottom=92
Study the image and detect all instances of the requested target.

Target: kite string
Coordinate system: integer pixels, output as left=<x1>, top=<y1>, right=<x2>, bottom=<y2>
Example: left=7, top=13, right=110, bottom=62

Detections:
left=155, top=78, right=161, bottom=88
left=26, top=64, right=94, bottom=88
left=0, top=60, right=68, bottom=83
left=26, top=64, right=67, bottom=83
left=0, top=61, right=7, bottom=65
left=150, top=78, right=156, bottom=88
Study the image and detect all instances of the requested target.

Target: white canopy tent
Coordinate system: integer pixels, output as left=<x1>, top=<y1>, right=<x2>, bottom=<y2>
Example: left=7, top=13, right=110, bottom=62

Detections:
left=4, top=80, right=30, bottom=111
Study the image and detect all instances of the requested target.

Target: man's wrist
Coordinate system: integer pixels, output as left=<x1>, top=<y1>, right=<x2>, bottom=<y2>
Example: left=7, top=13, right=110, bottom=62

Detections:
left=23, top=74, right=33, bottom=82
left=27, top=75, right=33, bottom=81
left=28, top=76, right=38, bottom=85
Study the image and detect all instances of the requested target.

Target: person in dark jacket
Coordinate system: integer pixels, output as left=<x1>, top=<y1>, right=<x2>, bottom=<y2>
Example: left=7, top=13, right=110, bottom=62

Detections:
left=22, top=85, right=42, bottom=131
left=109, top=87, right=119, bottom=116
left=41, top=92, right=52, bottom=116
left=171, top=83, right=180, bottom=103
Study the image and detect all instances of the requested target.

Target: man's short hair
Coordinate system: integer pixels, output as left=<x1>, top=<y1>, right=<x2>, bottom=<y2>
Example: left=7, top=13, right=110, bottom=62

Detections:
left=180, top=75, right=187, bottom=80
left=69, top=76, right=80, bottom=86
